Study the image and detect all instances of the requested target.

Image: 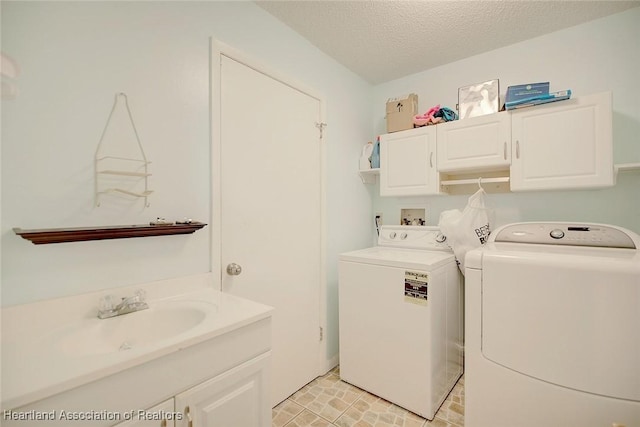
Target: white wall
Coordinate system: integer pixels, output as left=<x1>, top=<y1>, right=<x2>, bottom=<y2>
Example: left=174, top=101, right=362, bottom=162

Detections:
left=5, top=2, right=638, bottom=371
left=372, top=8, right=640, bottom=233
left=1, top=1, right=373, bottom=362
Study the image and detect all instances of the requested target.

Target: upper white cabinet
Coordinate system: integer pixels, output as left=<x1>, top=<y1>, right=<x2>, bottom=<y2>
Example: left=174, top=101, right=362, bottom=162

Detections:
left=510, top=91, right=613, bottom=191
left=379, top=126, right=440, bottom=196
left=374, top=91, right=614, bottom=196
left=436, top=112, right=511, bottom=172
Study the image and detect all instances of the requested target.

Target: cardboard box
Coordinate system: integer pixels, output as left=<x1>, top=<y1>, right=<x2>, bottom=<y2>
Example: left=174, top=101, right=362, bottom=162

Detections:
left=386, top=93, right=418, bottom=133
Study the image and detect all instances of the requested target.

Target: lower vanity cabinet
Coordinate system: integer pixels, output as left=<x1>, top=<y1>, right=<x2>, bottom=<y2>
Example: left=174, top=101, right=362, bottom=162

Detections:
left=0, top=312, right=272, bottom=427
left=111, top=353, right=271, bottom=427
left=112, top=399, right=175, bottom=427
left=174, top=353, right=271, bottom=427
left=379, top=126, right=440, bottom=196
left=510, top=91, right=613, bottom=191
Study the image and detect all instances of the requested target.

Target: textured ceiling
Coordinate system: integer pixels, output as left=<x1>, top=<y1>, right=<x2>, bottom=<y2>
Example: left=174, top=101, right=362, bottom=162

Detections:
left=256, top=1, right=640, bottom=84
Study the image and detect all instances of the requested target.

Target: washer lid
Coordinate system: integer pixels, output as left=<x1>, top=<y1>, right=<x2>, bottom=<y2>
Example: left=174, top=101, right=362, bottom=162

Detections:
left=339, top=246, right=454, bottom=270
left=466, top=222, right=640, bottom=270
left=491, top=222, right=639, bottom=249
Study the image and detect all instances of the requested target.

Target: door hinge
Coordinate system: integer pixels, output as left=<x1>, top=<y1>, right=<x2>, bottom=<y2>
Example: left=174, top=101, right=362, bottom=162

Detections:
left=315, top=122, right=327, bottom=139
left=319, top=326, right=324, bottom=341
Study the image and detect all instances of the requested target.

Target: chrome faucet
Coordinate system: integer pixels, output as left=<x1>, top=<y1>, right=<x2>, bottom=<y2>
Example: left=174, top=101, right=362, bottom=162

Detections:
left=98, top=289, right=149, bottom=319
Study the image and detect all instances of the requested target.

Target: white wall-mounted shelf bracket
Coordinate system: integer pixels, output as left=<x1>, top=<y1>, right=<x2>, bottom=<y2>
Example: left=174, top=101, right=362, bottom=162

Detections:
left=358, top=168, right=379, bottom=184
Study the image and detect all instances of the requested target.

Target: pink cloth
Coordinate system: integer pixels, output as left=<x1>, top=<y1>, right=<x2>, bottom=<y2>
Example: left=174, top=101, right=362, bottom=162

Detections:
left=413, top=104, right=441, bottom=126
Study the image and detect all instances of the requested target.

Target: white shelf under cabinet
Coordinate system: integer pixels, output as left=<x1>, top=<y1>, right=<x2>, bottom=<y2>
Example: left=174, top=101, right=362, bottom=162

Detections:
left=441, top=177, right=510, bottom=186
left=439, top=170, right=511, bottom=195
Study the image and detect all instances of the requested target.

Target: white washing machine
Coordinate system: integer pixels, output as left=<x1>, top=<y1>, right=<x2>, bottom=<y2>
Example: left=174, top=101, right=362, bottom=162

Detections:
left=339, top=225, right=463, bottom=419
left=465, top=222, right=640, bottom=427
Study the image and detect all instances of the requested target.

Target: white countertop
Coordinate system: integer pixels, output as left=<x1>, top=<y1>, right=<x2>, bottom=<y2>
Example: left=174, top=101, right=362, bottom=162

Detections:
left=1, top=273, right=273, bottom=410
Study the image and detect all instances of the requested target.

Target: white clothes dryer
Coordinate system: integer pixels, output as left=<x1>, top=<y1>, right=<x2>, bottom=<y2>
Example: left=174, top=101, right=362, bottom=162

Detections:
left=339, top=225, right=463, bottom=419
left=465, top=222, right=640, bottom=427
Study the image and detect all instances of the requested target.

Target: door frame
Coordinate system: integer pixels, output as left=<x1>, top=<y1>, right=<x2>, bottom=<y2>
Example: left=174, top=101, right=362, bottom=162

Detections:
left=210, top=38, right=328, bottom=376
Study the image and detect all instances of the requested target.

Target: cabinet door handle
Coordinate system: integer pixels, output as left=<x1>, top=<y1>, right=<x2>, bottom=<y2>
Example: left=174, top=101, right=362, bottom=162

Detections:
left=429, top=152, right=434, bottom=168
left=184, top=406, right=193, bottom=427
left=503, top=142, right=507, bottom=160
left=516, top=140, right=520, bottom=159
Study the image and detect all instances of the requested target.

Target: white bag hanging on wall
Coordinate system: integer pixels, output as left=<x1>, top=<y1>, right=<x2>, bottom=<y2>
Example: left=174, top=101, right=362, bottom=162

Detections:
left=438, top=188, right=492, bottom=274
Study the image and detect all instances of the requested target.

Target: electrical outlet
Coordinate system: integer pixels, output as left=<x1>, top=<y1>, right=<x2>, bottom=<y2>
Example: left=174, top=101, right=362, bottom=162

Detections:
left=375, top=213, right=383, bottom=236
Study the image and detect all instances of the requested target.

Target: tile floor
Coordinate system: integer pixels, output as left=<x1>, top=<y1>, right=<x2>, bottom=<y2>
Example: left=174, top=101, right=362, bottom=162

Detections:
left=272, top=366, right=464, bottom=427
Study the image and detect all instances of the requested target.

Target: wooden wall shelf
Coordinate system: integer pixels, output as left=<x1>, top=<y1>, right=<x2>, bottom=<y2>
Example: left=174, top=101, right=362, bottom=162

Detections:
left=13, top=222, right=207, bottom=245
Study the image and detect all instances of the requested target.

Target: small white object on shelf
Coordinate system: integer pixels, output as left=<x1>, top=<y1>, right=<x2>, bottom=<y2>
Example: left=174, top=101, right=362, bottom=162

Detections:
left=359, top=141, right=374, bottom=170
left=150, top=217, right=174, bottom=225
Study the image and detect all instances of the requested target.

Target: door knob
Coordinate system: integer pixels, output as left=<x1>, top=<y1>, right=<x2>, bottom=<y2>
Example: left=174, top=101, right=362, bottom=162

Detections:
left=226, top=263, right=242, bottom=276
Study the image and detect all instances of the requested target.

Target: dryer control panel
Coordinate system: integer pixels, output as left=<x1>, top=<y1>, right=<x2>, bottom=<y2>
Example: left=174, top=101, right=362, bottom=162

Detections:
left=492, top=222, right=637, bottom=249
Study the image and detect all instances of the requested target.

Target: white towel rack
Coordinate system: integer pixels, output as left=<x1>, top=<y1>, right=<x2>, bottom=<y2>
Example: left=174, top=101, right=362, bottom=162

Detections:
left=94, top=93, right=152, bottom=207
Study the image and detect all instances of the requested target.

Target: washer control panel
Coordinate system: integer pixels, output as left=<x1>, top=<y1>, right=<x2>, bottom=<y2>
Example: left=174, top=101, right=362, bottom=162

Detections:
left=378, top=225, right=450, bottom=250
left=493, top=222, right=637, bottom=249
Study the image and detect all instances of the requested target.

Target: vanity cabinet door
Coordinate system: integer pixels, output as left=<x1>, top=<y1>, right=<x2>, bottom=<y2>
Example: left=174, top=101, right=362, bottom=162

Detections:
left=379, top=126, right=440, bottom=196
left=510, top=91, right=613, bottom=191
left=174, top=352, right=270, bottom=427
left=436, top=112, right=511, bottom=172
left=112, top=399, right=175, bottom=427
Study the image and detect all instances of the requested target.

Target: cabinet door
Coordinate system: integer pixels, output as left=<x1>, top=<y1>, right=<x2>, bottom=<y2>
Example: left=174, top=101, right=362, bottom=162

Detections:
left=436, top=112, right=511, bottom=172
left=174, top=353, right=270, bottom=427
left=510, top=92, right=613, bottom=191
left=379, top=126, right=439, bottom=196
left=113, top=399, right=175, bottom=427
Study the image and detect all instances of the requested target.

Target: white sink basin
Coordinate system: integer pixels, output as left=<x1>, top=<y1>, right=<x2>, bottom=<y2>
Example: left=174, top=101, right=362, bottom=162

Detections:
left=50, top=299, right=217, bottom=356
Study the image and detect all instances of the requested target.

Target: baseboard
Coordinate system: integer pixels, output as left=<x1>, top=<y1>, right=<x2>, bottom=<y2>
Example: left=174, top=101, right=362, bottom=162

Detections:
left=322, top=354, right=339, bottom=375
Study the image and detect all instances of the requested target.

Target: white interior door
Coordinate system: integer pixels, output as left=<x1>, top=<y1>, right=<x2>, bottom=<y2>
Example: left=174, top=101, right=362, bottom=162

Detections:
left=218, top=54, right=323, bottom=406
